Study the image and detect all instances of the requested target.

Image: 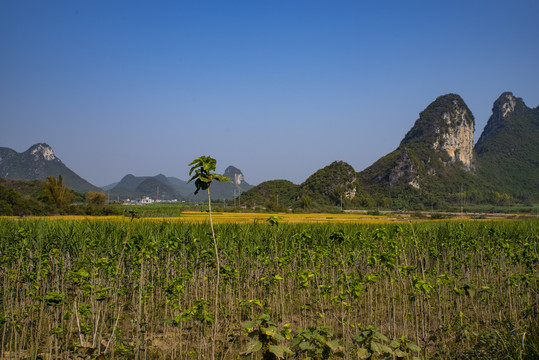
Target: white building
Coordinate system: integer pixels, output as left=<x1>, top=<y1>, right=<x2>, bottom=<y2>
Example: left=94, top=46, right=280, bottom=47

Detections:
left=139, top=196, right=154, bottom=205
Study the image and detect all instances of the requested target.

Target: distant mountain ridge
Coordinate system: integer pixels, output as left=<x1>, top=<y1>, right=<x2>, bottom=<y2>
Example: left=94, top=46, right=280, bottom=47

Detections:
left=241, top=91, right=539, bottom=209
left=0, top=142, right=254, bottom=201
left=3, top=91, right=537, bottom=208
left=0, top=143, right=101, bottom=193
left=106, top=166, right=253, bottom=202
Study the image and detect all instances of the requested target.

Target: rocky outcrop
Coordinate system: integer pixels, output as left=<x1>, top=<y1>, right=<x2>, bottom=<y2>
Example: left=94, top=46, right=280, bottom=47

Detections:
left=476, top=92, right=519, bottom=148
left=30, top=143, right=59, bottom=162
left=389, top=150, right=420, bottom=189
left=401, top=94, right=475, bottom=171
left=224, top=166, right=246, bottom=186
left=432, top=108, right=474, bottom=170
left=360, top=94, right=476, bottom=191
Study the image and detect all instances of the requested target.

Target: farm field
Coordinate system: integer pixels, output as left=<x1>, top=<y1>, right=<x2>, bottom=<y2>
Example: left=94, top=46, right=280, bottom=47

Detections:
left=1, top=209, right=512, bottom=225
left=0, top=217, right=537, bottom=359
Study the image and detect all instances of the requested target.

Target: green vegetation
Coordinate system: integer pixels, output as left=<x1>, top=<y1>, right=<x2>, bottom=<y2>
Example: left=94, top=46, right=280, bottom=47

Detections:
left=240, top=180, right=299, bottom=210
left=475, top=97, right=539, bottom=201
left=0, top=179, right=49, bottom=216
left=42, top=174, right=75, bottom=209
left=0, top=177, right=120, bottom=216
left=0, top=218, right=537, bottom=358
left=299, top=161, right=358, bottom=208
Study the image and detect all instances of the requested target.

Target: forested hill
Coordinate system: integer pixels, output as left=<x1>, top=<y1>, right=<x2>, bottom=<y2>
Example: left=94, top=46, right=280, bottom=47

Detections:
left=474, top=92, right=539, bottom=200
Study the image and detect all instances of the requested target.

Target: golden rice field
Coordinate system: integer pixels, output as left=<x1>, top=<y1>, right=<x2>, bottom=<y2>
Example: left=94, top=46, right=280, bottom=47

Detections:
left=2, top=211, right=506, bottom=224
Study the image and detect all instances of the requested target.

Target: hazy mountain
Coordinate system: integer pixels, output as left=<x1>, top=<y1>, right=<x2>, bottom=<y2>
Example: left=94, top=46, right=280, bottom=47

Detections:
left=101, top=182, right=118, bottom=191
left=137, top=177, right=177, bottom=200
left=0, top=143, right=101, bottom=193
left=107, top=174, right=177, bottom=200
left=106, top=166, right=253, bottom=201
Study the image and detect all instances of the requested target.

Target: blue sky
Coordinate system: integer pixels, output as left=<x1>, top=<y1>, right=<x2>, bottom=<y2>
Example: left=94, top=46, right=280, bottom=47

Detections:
left=1, top=1, right=538, bottom=187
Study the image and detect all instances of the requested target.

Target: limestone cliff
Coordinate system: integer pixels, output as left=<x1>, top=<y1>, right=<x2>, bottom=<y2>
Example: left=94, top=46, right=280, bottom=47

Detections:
left=224, top=166, right=246, bottom=186
left=476, top=92, right=518, bottom=148
left=401, top=93, right=475, bottom=171
left=360, top=94, right=476, bottom=191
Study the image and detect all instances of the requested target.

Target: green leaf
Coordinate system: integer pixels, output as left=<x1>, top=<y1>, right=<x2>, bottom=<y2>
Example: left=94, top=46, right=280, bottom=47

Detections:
left=313, top=333, right=325, bottom=344
left=194, top=179, right=209, bottom=194
left=76, top=269, right=90, bottom=277
left=299, top=341, right=314, bottom=351
left=262, top=327, right=276, bottom=337
left=380, top=344, right=393, bottom=354
left=187, top=173, right=198, bottom=184
left=213, top=174, right=232, bottom=183
left=268, top=345, right=292, bottom=358
left=198, top=175, right=212, bottom=183
left=357, top=348, right=370, bottom=359
left=354, top=334, right=367, bottom=343
left=290, top=337, right=301, bottom=347
left=241, top=340, right=262, bottom=355
left=326, top=339, right=341, bottom=351
left=242, top=321, right=256, bottom=330
left=374, top=331, right=388, bottom=341
left=45, top=292, right=65, bottom=306
left=408, top=343, right=421, bottom=352
left=395, top=349, right=408, bottom=357
left=371, top=341, right=383, bottom=354
left=249, top=299, right=262, bottom=307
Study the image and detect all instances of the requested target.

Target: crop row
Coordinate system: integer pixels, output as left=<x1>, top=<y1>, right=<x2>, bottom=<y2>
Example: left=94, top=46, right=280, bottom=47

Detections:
left=0, top=218, right=537, bottom=359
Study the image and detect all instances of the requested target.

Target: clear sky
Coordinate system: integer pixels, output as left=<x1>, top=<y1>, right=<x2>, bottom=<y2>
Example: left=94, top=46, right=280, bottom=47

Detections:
left=1, top=1, right=538, bottom=187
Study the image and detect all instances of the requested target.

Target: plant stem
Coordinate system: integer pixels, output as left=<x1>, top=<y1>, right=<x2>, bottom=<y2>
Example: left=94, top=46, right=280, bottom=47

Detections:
left=208, top=187, right=220, bottom=360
